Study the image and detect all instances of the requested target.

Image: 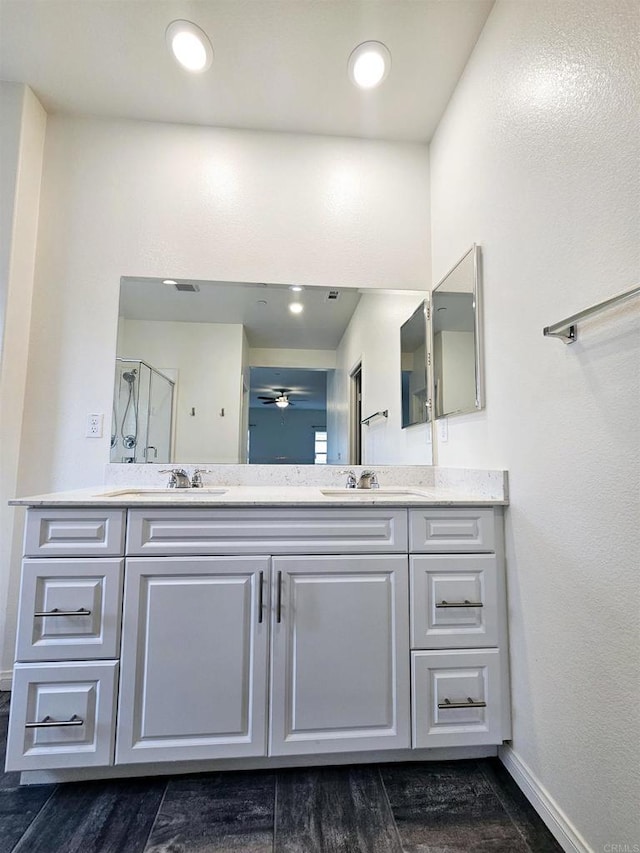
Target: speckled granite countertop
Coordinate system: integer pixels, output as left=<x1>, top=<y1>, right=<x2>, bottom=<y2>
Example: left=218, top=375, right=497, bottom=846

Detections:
left=10, top=472, right=508, bottom=507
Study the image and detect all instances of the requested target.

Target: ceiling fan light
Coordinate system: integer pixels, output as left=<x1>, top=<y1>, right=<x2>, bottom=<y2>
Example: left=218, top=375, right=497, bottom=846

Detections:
left=275, top=397, right=289, bottom=408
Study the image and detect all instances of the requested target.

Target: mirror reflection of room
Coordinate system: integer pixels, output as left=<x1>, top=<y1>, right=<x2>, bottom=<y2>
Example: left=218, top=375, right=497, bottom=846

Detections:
left=400, top=302, right=428, bottom=429
left=112, top=279, right=431, bottom=466
left=431, top=247, right=481, bottom=419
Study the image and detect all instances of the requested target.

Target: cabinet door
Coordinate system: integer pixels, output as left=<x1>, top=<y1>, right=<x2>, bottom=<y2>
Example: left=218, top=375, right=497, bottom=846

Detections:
left=116, top=557, right=269, bottom=764
left=270, top=555, right=409, bottom=756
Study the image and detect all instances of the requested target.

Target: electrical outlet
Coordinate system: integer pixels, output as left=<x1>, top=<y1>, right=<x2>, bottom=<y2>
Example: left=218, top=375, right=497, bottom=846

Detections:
left=86, top=413, right=103, bottom=438
left=438, top=417, right=448, bottom=443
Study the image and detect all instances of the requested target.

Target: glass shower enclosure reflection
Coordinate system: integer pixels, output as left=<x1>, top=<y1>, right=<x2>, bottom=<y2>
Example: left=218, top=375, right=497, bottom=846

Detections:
left=110, top=359, right=175, bottom=463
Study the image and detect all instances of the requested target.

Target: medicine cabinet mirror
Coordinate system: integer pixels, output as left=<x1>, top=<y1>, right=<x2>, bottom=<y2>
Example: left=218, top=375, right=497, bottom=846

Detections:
left=431, top=244, right=483, bottom=419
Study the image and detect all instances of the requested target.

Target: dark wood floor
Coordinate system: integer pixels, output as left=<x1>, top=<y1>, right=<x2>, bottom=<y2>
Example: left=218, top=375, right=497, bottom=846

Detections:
left=0, top=692, right=561, bottom=853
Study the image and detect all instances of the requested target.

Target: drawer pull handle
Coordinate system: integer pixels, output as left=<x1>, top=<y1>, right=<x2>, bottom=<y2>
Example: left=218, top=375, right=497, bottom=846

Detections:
left=258, top=571, right=264, bottom=624
left=436, top=600, right=483, bottom=608
left=276, top=571, right=283, bottom=624
left=34, top=607, right=92, bottom=618
left=25, top=714, right=84, bottom=728
left=439, top=697, right=487, bottom=709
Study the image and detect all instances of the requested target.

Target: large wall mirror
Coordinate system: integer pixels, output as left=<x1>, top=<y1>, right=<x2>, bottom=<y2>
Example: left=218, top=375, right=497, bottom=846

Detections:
left=431, top=244, right=483, bottom=419
left=111, top=278, right=431, bottom=466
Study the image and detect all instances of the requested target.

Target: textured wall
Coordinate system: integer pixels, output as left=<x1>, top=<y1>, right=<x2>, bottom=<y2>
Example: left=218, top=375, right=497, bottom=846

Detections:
left=430, top=1, right=640, bottom=848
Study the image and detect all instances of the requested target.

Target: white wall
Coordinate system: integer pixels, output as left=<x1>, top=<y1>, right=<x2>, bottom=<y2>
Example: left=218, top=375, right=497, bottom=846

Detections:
left=118, top=318, right=245, bottom=462
left=434, top=330, right=475, bottom=416
left=429, top=1, right=640, bottom=849
left=0, top=84, right=47, bottom=686
left=248, top=347, right=336, bottom=369
left=328, top=292, right=432, bottom=465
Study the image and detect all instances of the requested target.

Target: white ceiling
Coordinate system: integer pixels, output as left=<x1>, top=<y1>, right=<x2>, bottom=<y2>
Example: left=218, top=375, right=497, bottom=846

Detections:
left=120, top=278, right=364, bottom=349
left=0, top=0, right=494, bottom=142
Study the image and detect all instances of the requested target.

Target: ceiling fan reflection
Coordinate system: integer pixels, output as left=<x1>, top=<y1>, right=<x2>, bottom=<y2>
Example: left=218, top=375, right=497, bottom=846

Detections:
left=258, top=388, right=295, bottom=408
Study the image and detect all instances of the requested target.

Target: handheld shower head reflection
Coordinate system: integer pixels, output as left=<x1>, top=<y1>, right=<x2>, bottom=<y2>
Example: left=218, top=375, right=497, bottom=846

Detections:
left=122, top=370, right=137, bottom=383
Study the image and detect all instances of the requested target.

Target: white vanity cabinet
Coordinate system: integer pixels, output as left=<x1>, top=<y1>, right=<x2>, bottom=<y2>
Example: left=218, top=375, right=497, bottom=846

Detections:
left=6, top=509, right=126, bottom=772
left=7, top=501, right=509, bottom=781
left=118, top=507, right=410, bottom=763
left=408, top=508, right=509, bottom=749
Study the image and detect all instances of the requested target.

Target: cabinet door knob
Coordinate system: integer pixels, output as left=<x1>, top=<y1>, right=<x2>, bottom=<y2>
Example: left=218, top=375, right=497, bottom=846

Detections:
left=25, top=714, right=84, bottom=728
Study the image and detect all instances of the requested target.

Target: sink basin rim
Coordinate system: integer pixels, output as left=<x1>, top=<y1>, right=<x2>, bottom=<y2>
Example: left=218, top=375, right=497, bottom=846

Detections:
left=319, top=488, right=429, bottom=497
left=98, top=488, right=228, bottom=497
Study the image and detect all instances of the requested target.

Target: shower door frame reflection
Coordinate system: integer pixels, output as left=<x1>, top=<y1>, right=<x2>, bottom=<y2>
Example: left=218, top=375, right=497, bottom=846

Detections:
left=111, top=358, right=175, bottom=463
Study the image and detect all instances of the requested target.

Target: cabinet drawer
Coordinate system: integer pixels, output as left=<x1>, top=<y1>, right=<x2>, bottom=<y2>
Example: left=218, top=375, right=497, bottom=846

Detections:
left=6, top=661, right=118, bottom=770
left=126, top=508, right=408, bottom=556
left=410, top=555, right=498, bottom=649
left=16, top=559, right=123, bottom=662
left=409, top=508, right=495, bottom=553
left=24, top=509, right=125, bottom=558
left=411, top=649, right=502, bottom=748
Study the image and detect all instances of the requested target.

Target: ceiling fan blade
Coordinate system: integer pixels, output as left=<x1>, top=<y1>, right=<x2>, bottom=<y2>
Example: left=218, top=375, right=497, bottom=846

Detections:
left=261, top=399, right=277, bottom=404
left=257, top=396, right=276, bottom=400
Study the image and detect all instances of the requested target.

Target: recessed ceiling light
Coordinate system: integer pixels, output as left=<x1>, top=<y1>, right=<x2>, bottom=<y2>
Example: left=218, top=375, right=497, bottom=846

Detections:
left=348, top=41, right=391, bottom=89
left=162, top=279, right=177, bottom=285
left=290, top=285, right=302, bottom=292
left=289, top=302, right=304, bottom=315
left=166, top=20, right=213, bottom=73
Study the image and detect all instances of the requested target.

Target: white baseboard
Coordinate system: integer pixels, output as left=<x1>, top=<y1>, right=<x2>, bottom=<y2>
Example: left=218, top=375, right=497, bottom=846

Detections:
left=499, top=744, right=592, bottom=853
left=0, top=670, right=13, bottom=691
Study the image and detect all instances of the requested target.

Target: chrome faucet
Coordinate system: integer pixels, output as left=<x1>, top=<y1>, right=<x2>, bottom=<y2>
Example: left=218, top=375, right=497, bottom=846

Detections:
left=358, top=470, right=379, bottom=490
left=191, top=468, right=211, bottom=488
left=159, top=468, right=191, bottom=489
left=340, top=470, right=357, bottom=489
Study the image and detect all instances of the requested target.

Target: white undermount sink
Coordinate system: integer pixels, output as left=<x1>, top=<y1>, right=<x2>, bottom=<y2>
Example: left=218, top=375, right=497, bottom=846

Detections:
left=99, top=488, right=228, bottom=497
left=319, top=488, right=427, bottom=497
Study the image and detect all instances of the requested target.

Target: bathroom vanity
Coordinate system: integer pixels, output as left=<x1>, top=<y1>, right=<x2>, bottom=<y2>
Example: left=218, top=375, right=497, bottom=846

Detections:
left=6, top=477, right=510, bottom=784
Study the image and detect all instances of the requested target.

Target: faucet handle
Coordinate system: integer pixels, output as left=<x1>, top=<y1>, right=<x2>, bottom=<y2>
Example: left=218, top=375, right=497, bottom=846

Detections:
left=159, top=468, right=189, bottom=488
left=339, top=469, right=357, bottom=489
left=191, top=469, right=212, bottom=488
